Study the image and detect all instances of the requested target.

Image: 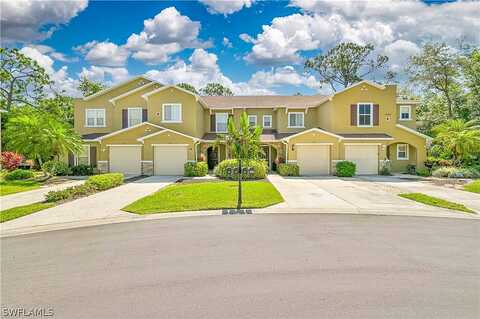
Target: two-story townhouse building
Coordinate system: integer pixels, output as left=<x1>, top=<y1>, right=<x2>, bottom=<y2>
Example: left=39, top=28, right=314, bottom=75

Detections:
left=71, top=75, right=430, bottom=176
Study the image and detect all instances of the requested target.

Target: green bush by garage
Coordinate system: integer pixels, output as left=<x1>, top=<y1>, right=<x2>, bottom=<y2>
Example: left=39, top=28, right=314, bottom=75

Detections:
left=4, top=169, right=35, bottom=181
left=184, top=162, right=208, bottom=177
left=277, top=163, right=299, bottom=176
left=336, top=161, right=356, bottom=177
left=214, top=159, right=267, bottom=180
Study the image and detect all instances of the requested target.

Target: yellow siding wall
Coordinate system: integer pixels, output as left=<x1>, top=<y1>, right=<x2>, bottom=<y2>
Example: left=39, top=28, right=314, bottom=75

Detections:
left=142, top=132, right=196, bottom=161
left=276, top=108, right=318, bottom=133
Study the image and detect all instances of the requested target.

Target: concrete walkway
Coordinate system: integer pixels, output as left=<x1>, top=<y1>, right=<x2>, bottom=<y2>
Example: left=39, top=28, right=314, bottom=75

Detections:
left=1, top=180, right=85, bottom=210
left=1, top=176, right=177, bottom=233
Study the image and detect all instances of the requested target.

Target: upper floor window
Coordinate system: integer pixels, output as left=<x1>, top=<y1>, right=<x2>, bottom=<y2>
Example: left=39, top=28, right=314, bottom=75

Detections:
left=85, top=109, right=105, bottom=127
left=397, top=144, right=409, bottom=160
left=216, top=113, right=228, bottom=133
left=128, top=108, right=142, bottom=127
left=399, top=105, right=411, bottom=120
left=162, top=103, right=182, bottom=123
left=357, top=103, right=373, bottom=127
left=248, top=115, right=257, bottom=127
left=263, top=115, right=272, bottom=128
left=288, top=112, right=304, bottom=128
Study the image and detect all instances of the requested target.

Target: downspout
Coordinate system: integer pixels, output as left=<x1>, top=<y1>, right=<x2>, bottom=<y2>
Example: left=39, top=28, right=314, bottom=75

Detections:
left=282, top=140, right=288, bottom=164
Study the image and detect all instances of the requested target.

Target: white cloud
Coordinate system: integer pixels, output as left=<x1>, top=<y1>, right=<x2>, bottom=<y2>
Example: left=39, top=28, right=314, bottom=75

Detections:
left=244, top=0, right=480, bottom=65
left=76, top=41, right=129, bottom=67
left=248, top=66, right=321, bottom=90
left=200, top=0, right=254, bottom=15
left=383, top=40, right=421, bottom=72
left=239, top=33, right=255, bottom=43
left=223, top=37, right=232, bottom=48
left=79, top=66, right=129, bottom=83
left=28, top=44, right=76, bottom=63
left=1, top=0, right=88, bottom=42
left=125, top=7, right=209, bottom=64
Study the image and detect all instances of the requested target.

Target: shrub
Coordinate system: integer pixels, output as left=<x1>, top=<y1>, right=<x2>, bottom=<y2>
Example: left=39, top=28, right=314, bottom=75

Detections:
left=184, top=162, right=208, bottom=177
left=214, top=159, right=267, bottom=180
left=1, top=152, right=23, bottom=171
left=45, top=184, right=96, bottom=203
left=85, top=173, right=124, bottom=190
left=71, top=164, right=95, bottom=176
left=277, top=163, right=299, bottom=176
left=430, top=166, right=480, bottom=178
left=432, top=166, right=455, bottom=178
left=379, top=165, right=392, bottom=176
left=336, top=161, right=356, bottom=177
left=4, top=169, right=35, bottom=181
left=42, top=160, right=72, bottom=176
left=416, top=167, right=431, bottom=177
left=406, top=164, right=416, bottom=174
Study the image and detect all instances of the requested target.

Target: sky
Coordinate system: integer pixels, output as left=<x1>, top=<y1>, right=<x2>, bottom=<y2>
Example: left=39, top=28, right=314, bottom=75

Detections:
left=1, top=0, right=479, bottom=97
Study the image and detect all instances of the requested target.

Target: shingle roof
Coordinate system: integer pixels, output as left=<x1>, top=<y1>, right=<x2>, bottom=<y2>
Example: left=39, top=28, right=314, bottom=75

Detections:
left=81, top=133, right=109, bottom=140
left=200, top=95, right=329, bottom=109
left=201, top=129, right=293, bottom=142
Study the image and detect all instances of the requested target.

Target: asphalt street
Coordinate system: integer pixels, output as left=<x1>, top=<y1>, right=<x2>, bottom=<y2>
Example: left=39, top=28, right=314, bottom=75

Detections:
left=1, top=214, right=479, bottom=319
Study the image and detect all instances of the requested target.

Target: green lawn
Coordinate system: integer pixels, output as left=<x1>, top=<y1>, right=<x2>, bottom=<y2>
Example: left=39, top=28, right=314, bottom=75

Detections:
left=0, top=202, right=55, bottom=223
left=123, top=180, right=284, bottom=214
left=0, top=180, right=40, bottom=196
left=464, top=180, right=480, bottom=194
left=399, top=193, right=475, bottom=213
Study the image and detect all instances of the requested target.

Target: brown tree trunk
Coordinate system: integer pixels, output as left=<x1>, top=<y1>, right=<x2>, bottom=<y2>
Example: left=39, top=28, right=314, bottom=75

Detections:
left=237, top=158, right=242, bottom=210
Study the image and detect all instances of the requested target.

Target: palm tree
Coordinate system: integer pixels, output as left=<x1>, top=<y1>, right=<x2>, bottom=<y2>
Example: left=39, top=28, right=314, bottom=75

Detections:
left=432, top=119, right=480, bottom=164
left=216, top=112, right=262, bottom=209
left=5, top=107, right=83, bottom=168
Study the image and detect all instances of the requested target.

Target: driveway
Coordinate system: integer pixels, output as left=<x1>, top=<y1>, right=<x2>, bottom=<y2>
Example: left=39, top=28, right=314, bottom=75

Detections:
left=267, top=174, right=479, bottom=218
left=1, top=176, right=177, bottom=232
left=2, top=214, right=478, bottom=319
left=1, top=179, right=84, bottom=210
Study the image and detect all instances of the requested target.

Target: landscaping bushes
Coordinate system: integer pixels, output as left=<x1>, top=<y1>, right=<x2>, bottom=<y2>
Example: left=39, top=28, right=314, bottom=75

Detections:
left=336, top=161, right=356, bottom=177
left=45, top=173, right=124, bottom=203
left=71, top=164, right=95, bottom=176
left=4, top=169, right=35, bottom=181
left=277, top=163, right=299, bottom=176
left=214, top=159, right=267, bottom=180
left=1, top=152, right=23, bottom=171
left=42, top=160, right=72, bottom=176
left=184, top=162, right=208, bottom=177
left=415, top=167, right=431, bottom=177
left=432, top=166, right=480, bottom=178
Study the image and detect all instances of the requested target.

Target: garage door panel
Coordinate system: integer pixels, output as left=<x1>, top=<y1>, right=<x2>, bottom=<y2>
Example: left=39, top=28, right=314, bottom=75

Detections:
left=297, top=145, right=330, bottom=175
left=154, top=145, right=187, bottom=175
left=345, top=145, right=378, bottom=175
left=109, top=146, right=142, bottom=175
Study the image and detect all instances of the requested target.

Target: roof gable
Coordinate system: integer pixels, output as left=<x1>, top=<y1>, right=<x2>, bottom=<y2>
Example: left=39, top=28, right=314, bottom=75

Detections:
left=82, top=75, right=153, bottom=101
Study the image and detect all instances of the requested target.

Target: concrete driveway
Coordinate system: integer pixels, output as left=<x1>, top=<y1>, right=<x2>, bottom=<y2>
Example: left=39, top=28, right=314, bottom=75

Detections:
left=1, top=176, right=178, bottom=232
left=267, top=175, right=479, bottom=218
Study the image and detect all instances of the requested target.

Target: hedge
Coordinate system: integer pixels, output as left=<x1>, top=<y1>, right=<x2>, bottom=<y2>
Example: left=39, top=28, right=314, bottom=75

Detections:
left=42, top=160, right=72, bottom=176
left=336, top=161, right=356, bottom=177
left=432, top=166, right=480, bottom=179
left=85, top=173, right=124, bottom=190
left=4, top=169, right=35, bottom=181
left=277, top=163, right=299, bottom=176
left=184, top=162, right=208, bottom=177
left=214, top=159, right=267, bottom=180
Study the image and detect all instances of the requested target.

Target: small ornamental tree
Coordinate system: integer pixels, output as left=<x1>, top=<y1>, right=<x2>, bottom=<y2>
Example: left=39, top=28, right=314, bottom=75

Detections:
left=1, top=151, right=23, bottom=171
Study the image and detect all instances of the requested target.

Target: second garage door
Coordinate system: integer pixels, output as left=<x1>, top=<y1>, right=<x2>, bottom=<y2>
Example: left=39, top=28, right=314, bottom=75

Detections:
left=154, top=145, right=188, bottom=175
left=109, top=145, right=142, bottom=175
left=296, top=144, right=330, bottom=175
left=344, top=144, right=378, bottom=175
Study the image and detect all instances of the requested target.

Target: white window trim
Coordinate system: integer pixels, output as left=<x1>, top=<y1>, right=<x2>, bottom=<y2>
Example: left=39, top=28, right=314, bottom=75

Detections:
left=85, top=108, right=106, bottom=128
left=263, top=115, right=272, bottom=128
left=248, top=115, right=257, bottom=126
left=215, top=113, right=228, bottom=133
left=287, top=112, right=305, bottom=128
left=127, top=107, right=143, bottom=127
left=162, top=103, right=182, bottom=123
left=74, top=144, right=90, bottom=165
left=357, top=103, right=373, bottom=127
left=399, top=105, right=412, bottom=121
left=397, top=144, right=409, bottom=160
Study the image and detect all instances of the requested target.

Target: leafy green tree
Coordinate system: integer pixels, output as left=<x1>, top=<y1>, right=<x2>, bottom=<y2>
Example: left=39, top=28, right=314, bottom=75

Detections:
left=0, top=47, right=52, bottom=111
left=38, top=95, right=74, bottom=125
left=304, top=42, right=389, bottom=91
left=4, top=107, right=83, bottom=167
left=176, top=82, right=199, bottom=94
left=216, top=112, right=262, bottom=209
left=78, top=76, right=105, bottom=97
left=432, top=119, right=480, bottom=164
left=200, top=83, right=233, bottom=96
left=407, top=43, right=461, bottom=118
left=459, top=48, right=480, bottom=119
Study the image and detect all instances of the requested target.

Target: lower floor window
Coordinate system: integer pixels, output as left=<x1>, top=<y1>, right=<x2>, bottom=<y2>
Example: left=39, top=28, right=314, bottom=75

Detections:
left=397, top=144, right=409, bottom=160
left=76, top=145, right=90, bottom=165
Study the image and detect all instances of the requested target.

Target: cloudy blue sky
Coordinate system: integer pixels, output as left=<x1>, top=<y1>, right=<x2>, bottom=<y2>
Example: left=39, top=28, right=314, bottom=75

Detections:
left=1, top=0, right=479, bottom=96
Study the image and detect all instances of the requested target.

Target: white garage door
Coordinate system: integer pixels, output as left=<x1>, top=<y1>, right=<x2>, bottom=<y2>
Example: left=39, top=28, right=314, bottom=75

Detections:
left=109, top=145, right=142, bottom=175
left=154, top=145, right=188, bottom=175
left=297, top=144, right=330, bottom=175
left=345, top=145, right=378, bottom=175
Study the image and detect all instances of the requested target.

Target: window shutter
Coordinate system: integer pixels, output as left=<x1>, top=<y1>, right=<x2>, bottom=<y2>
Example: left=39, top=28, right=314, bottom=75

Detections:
left=68, top=152, right=75, bottom=166
left=350, top=104, right=357, bottom=126
left=90, top=146, right=97, bottom=167
left=142, top=109, right=148, bottom=122
left=210, top=114, right=216, bottom=132
left=373, top=104, right=379, bottom=126
left=122, top=109, right=128, bottom=128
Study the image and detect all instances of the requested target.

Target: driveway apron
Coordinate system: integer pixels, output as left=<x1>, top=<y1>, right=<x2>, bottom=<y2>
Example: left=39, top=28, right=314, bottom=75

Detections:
left=1, top=176, right=177, bottom=231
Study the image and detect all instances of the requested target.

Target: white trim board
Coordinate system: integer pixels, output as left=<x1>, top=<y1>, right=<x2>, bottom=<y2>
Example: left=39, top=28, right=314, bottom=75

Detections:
left=152, top=144, right=189, bottom=147
left=109, top=81, right=157, bottom=105
left=83, top=75, right=154, bottom=101
left=93, top=122, right=164, bottom=141
left=283, top=127, right=344, bottom=141
left=295, top=143, right=334, bottom=146
left=106, top=144, right=142, bottom=147
left=396, top=124, right=432, bottom=140
left=141, top=85, right=208, bottom=108
left=137, top=128, right=198, bottom=142
left=343, top=143, right=381, bottom=146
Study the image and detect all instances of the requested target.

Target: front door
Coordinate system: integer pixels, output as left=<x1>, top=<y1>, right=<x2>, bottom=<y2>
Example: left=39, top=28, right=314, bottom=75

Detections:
left=207, top=147, right=218, bottom=169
